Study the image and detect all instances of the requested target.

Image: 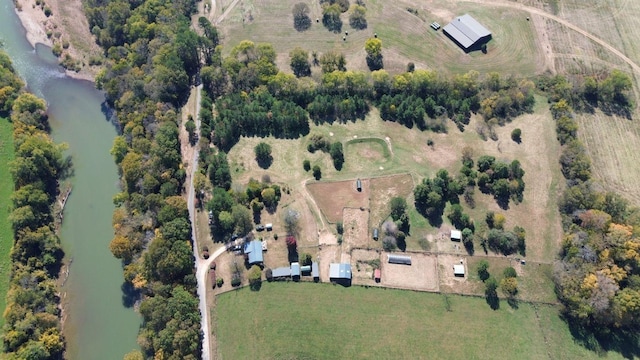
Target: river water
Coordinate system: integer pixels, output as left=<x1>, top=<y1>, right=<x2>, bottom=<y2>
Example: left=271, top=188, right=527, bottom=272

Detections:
left=0, top=1, right=141, bottom=359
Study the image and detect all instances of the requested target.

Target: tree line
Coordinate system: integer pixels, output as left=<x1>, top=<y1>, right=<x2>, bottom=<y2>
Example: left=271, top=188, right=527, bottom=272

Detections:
left=84, top=0, right=206, bottom=357
left=1, top=51, right=69, bottom=359
left=543, top=74, right=640, bottom=349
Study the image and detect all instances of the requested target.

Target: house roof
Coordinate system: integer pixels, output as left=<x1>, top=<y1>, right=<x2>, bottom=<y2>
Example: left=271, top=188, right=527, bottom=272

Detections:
left=291, top=262, right=301, bottom=277
left=453, top=264, right=465, bottom=275
left=311, top=262, right=319, bottom=278
left=244, top=240, right=264, bottom=264
left=374, top=269, right=381, bottom=279
left=329, top=263, right=352, bottom=279
left=451, top=229, right=462, bottom=240
left=443, top=14, right=491, bottom=49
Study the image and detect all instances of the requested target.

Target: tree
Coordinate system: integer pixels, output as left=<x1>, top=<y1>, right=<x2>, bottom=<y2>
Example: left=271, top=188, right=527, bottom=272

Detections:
left=511, top=128, right=521, bottom=143
left=500, top=277, right=518, bottom=297
left=322, top=4, right=343, bottom=33
left=292, top=2, right=312, bottom=31
left=477, top=259, right=490, bottom=281
left=485, top=276, right=499, bottom=309
left=254, top=142, right=273, bottom=169
left=319, top=51, right=346, bottom=73
left=390, top=197, right=407, bottom=221
left=329, top=142, right=344, bottom=170
left=261, top=187, right=277, bottom=209
left=312, top=165, right=322, bottom=180
left=349, top=4, right=367, bottom=29
left=284, top=208, right=301, bottom=235
left=232, top=204, right=253, bottom=235
left=289, top=47, right=311, bottom=77
left=503, top=267, right=517, bottom=278
left=185, top=117, right=197, bottom=145
left=303, top=159, right=311, bottom=171
left=286, top=235, right=297, bottom=249
left=365, top=38, right=383, bottom=71
left=382, top=236, right=397, bottom=251
left=248, top=265, right=262, bottom=291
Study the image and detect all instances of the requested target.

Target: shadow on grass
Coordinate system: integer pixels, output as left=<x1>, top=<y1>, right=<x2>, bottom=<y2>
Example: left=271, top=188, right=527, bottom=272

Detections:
left=564, top=316, right=640, bottom=359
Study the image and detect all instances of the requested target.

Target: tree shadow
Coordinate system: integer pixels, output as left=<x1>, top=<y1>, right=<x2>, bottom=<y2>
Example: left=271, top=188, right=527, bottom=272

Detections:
left=397, top=237, right=406, bottom=251
left=121, top=281, right=141, bottom=308
left=496, top=195, right=510, bottom=210
left=288, top=247, right=299, bottom=264
left=464, top=240, right=475, bottom=255
left=564, top=315, right=640, bottom=359
left=507, top=297, right=519, bottom=309
left=485, top=292, right=500, bottom=310
left=250, top=280, right=262, bottom=291
left=256, top=155, right=273, bottom=169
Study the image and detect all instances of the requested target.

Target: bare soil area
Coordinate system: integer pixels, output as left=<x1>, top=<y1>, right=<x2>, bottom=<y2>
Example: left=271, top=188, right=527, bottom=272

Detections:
left=307, top=179, right=370, bottom=223
left=342, top=207, right=371, bottom=251
left=381, top=252, right=438, bottom=291
left=317, top=244, right=341, bottom=282
left=438, top=255, right=474, bottom=294
left=351, top=249, right=381, bottom=286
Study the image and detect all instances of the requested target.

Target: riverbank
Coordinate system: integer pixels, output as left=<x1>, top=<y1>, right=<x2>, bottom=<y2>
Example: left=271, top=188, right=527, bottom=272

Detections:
left=14, top=0, right=101, bottom=82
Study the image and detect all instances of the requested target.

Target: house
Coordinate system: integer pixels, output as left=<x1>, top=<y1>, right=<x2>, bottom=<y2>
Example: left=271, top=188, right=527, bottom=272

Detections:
left=329, top=263, right=352, bottom=285
left=387, top=254, right=412, bottom=265
left=311, top=262, right=319, bottom=281
left=443, top=14, right=492, bottom=52
left=271, top=267, right=291, bottom=278
left=244, top=240, right=264, bottom=265
left=291, top=262, right=301, bottom=280
left=453, top=264, right=465, bottom=277
left=373, top=228, right=379, bottom=240
left=374, top=269, right=381, bottom=283
left=356, top=178, right=362, bottom=192
left=450, top=229, right=462, bottom=241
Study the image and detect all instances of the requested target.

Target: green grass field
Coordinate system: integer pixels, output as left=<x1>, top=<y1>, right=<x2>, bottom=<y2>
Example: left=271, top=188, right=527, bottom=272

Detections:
left=0, top=117, right=15, bottom=328
left=215, top=282, right=622, bottom=359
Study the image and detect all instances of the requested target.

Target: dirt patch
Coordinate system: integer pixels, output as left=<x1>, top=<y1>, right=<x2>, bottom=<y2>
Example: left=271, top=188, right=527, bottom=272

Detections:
left=369, top=174, right=414, bottom=228
left=317, top=245, right=341, bottom=282
left=438, top=254, right=474, bottom=294
left=307, top=179, right=370, bottom=223
left=351, top=249, right=381, bottom=286
left=381, top=252, right=438, bottom=291
left=342, top=207, right=371, bottom=251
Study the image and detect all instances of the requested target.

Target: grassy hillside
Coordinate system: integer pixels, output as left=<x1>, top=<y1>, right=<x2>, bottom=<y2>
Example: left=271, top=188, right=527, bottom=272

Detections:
left=0, top=117, right=14, bottom=328
left=215, top=282, right=622, bottom=360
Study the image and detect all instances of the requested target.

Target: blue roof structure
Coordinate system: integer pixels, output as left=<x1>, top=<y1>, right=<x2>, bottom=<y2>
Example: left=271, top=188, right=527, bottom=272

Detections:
left=271, top=267, right=291, bottom=278
left=244, top=240, right=264, bottom=264
left=329, top=263, right=352, bottom=280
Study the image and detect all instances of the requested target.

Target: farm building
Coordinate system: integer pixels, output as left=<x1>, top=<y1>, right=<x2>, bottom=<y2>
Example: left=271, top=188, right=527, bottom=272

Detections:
left=271, top=267, right=291, bottom=278
left=300, top=265, right=311, bottom=273
left=387, top=254, right=412, bottom=265
left=356, top=178, right=362, bottom=192
left=265, top=223, right=273, bottom=231
left=443, top=14, right=492, bottom=52
left=291, top=262, right=301, bottom=279
left=244, top=240, right=264, bottom=265
left=450, top=229, right=462, bottom=241
left=329, top=263, right=352, bottom=280
left=453, top=264, right=465, bottom=277
left=312, top=262, right=319, bottom=281
left=373, top=228, right=379, bottom=240
left=374, top=269, right=381, bottom=283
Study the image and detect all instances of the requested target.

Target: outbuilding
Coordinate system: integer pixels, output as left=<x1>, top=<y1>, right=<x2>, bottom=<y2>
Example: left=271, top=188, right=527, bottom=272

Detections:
left=265, top=223, right=273, bottom=231
left=271, top=267, right=291, bottom=278
left=450, top=229, right=462, bottom=241
left=329, top=263, right=352, bottom=285
left=373, top=228, right=379, bottom=240
left=387, top=254, right=412, bottom=265
left=311, top=261, right=319, bottom=281
left=453, top=264, right=465, bottom=277
left=291, top=262, right=301, bottom=279
left=374, top=269, right=381, bottom=283
left=356, top=178, right=362, bottom=192
left=443, top=14, right=492, bottom=52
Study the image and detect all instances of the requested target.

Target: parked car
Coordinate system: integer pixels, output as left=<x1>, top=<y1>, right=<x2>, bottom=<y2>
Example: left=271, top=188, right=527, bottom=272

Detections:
left=256, top=224, right=265, bottom=231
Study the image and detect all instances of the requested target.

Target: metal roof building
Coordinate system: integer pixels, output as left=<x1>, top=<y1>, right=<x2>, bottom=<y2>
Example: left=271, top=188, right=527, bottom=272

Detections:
left=244, top=240, right=264, bottom=265
left=387, top=254, right=412, bottom=265
left=454, top=264, right=465, bottom=277
left=291, top=262, right=301, bottom=278
left=329, top=263, right=352, bottom=280
left=451, top=229, right=462, bottom=241
left=311, top=262, right=319, bottom=280
left=443, top=14, right=492, bottom=51
left=271, top=267, right=291, bottom=278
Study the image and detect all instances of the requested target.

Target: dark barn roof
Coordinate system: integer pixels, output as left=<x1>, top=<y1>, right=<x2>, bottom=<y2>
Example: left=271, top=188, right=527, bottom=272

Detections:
left=443, top=14, right=491, bottom=50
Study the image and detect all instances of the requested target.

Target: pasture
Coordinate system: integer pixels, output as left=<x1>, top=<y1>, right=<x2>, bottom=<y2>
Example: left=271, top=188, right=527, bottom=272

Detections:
left=214, top=282, right=622, bottom=360
left=217, top=0, right=544, bottom=76
left=0, top=117, right=14, bottom=328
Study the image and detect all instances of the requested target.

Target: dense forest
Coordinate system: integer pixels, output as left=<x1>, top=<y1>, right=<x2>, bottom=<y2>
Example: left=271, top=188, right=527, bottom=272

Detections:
left=0, top=51, right=68, bottom=359
left=84, top=0, right=204, bottom=358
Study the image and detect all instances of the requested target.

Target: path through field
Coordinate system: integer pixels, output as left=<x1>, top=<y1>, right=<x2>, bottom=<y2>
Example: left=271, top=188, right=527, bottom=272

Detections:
left=459, top=0, right=640, bottom=74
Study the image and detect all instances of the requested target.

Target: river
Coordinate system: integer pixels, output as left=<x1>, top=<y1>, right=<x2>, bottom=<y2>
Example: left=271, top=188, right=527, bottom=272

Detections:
left=0, top=1, right=141, bottom=359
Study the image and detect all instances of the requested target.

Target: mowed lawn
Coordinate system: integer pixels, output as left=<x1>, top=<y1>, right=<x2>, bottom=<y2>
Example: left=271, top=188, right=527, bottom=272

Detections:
left=215, top=282, right=619, bottom=360
left=0, top=117, right=14, bottom=328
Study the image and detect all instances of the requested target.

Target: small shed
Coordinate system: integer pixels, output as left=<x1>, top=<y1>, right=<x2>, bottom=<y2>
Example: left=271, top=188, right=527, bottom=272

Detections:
left=374, top=269, right=381, bottom=283
left=265, top=223, right=273, bottom=231
left=387, top=254, right=412, bottom=265
left=300, top=265, right=311, bottom=273
left=271, top=267, right=291, bottom=278
left=311, top=262, right=319, bottom=281
left=453, top=264, right=465, bottom=277
left=291, top=262, right=301, bottom=278
left=373, top=228, right=379, bottom=240
left=244, top=240, right=264, bottom=265
left=329, top=263, right=352, bottom=280
left=450, top=229, right=462, bottom=241
left=356, top=178, right=362, bottom=192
